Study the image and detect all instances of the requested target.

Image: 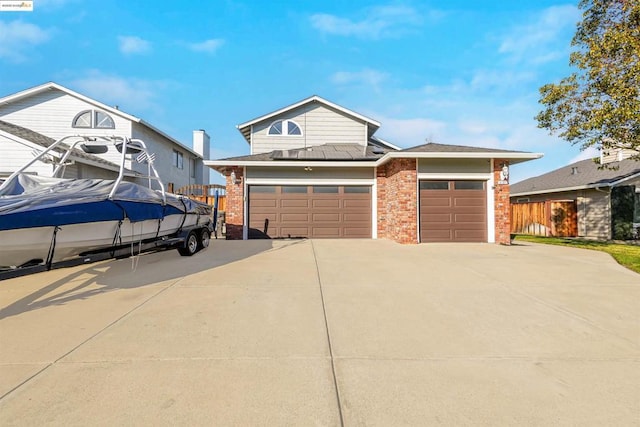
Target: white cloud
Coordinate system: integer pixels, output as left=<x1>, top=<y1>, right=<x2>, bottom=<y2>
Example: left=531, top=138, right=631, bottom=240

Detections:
left=118, top=35, right=151, bottom=55
left=568, top=145, right=599, bottom=164
left=372, top=115, right=447, bottom=147
left=69, top=71, right=170, bottom=113
left=187, top=39, right=224, bottom=53
left=310, top=5, right=424, bottom=39
left=0, top=20, right=50, bottom=62
left=499, top=4, right=580, bottom=64
left=331, top=68, right=389, bottom=91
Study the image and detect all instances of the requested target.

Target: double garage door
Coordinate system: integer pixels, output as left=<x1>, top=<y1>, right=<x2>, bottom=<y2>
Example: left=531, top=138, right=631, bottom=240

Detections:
left=420, top=180, right=487, bottom=242
left=248, top=185, right=371, bottom=239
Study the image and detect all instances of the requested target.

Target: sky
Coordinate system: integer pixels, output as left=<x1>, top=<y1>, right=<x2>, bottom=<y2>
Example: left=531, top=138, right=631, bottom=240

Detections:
left=0, top=0, right=594, bottom=184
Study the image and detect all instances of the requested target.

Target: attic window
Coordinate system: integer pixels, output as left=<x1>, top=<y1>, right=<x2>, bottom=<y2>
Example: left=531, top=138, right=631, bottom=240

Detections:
left=72, top=110, right=115, bottom=129
left=268, top=119, right=302, bottom=136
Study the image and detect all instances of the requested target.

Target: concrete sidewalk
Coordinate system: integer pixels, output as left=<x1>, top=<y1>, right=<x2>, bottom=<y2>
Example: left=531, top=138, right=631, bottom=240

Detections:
left=1, top=240, right=639, bottom=426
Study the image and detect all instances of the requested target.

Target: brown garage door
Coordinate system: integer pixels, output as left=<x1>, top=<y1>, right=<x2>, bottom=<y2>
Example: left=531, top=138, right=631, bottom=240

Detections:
left=420, top=180, right=487, bottom=242
left=248, top=185, right=371, bottom=239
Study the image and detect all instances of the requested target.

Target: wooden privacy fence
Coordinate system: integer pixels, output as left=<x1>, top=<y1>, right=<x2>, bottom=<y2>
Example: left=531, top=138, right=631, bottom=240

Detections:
left=511, top=200, right=578, bottom=237
left=174, top=184, right=227, bottom=211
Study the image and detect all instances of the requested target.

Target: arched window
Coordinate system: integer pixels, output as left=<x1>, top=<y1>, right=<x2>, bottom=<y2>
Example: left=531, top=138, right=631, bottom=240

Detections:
left=267, top=119, right=302, bottom=136
left=72, top=110, right=115, bottom=129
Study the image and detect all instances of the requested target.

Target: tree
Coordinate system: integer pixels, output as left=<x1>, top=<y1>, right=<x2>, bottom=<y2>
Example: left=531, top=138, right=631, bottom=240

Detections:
left=536, top=0, right=640, bottom=159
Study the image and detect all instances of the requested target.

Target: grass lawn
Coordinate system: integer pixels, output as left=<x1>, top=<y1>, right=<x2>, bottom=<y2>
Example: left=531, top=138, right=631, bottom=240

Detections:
left=513, top=235, right=640, bottom=274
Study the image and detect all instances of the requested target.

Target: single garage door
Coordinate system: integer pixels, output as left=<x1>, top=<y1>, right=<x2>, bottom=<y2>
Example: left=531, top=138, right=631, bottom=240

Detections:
left=248, top=185, right=371, bottom=238
left=420, top=180, right=487, bottom=242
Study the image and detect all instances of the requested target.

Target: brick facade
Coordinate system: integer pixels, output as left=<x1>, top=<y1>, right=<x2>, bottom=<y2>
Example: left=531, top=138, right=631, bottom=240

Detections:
left=225, top=167, right=244, bottom=240
left=222, top=159, right=511, bottom=245
left=376, top=159, right=418, bottom=244
left=493, top=159, right=511, bottom=245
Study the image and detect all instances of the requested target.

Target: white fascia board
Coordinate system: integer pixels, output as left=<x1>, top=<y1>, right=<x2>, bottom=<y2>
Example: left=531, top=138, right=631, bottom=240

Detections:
left=137, top=119, right=202, bottom=158
left=377, top=151, right=543, bottom=165
left=510, top=184, right=612, bottom=197
left=236, top=95, right=381, bottom=131
left=205, top=160, right=378, bottom=168
left=370, top=135, right=401, bottom=150
left=417, top=173, right=492, bottom=180
left=245, top=178, right=375, bottom=185
left=610, top=172, right=640, bottom=186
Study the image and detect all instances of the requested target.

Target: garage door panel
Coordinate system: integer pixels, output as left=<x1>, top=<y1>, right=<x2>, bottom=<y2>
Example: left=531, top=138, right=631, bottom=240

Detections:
left=250, top=199, right=278, bottom=208
left=344, top=199, right=370, bottom=208
left=420, top=181, right=487, bottom=243
left=454, top=198, right=485, bottom=207
left=454, top=214, right=485, bottom=223
left=420, top=197, right=451, bottom=207
left=421, top=213, right=452, bottom=223
left=281, top=213, right=310, bottom=222
left=312, top=213, right=340, bottom=222
left=312, top=199, right=341, bottom=208
left=249, top=185, right=371, bottom=239
left=281, top=199, right=310, bottom=208
left=311, top=227, right=341, bottom=237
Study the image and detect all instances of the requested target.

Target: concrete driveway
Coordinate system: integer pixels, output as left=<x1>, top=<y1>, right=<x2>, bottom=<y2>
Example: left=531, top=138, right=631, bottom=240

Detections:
left=0, top=239, right=639, bottom=426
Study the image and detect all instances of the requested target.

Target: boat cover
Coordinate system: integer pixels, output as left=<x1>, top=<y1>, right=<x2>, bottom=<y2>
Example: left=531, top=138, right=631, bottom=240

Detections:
left=0, top=174, right=209, bottom=231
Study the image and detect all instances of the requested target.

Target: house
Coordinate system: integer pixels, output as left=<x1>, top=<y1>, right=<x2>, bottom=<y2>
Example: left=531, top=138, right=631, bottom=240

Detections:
left=510, top=150, right=640, bottom=240
left=0, top=82, right=210, bottom=190
left=205, top=95, right=541, bottom=244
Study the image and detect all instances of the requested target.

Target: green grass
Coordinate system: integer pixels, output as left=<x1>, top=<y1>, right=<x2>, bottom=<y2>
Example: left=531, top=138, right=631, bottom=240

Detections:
left=513, top=235, right=640, bottom=274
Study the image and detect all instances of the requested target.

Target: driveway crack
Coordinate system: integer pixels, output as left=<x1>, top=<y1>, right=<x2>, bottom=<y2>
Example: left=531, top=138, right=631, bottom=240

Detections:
left=311, top=239, right=345, bottom=427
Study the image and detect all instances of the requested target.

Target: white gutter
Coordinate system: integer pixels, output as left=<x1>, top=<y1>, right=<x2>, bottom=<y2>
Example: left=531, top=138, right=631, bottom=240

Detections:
left=205, top=150, right=543, bottom=171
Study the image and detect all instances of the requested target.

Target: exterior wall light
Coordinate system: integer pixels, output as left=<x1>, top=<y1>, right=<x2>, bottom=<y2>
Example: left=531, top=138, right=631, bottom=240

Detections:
left=230, top=170, right=241, bottom=184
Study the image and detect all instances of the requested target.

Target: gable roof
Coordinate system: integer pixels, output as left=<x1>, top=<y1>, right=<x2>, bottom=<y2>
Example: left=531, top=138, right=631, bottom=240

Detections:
left=236, top=95, right=381, bottom=144
left=510, top=157, right=640, bottom=196
left=205, top=142, right=541, bottom=171
left=0, top=119, right=136, bottom=175
left=0, top=82, right=202, bottom=159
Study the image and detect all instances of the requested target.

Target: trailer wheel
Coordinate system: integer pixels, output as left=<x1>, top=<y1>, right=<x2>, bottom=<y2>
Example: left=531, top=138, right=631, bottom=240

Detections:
left=198, top=228, right=211, bottom=250
left=178, top=231, right=199, bottom=256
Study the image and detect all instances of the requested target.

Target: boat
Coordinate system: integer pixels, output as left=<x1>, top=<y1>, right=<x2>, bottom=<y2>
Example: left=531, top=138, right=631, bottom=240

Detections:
left=0, top=135, right=212, bottom=269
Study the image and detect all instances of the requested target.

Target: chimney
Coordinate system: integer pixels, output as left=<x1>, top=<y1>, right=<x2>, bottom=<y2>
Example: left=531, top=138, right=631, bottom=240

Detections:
left=571, top=166, right=579, bottom=175
left=193, top=129, right=210, bottom=185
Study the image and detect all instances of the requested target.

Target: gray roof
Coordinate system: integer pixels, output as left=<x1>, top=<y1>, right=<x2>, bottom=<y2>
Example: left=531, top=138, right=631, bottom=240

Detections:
left=510, top=157, right=640, bottom=196
left=221, top=143, right=390, bottom=162
left=403, top=142, right=528, bottom=153
left=0, top=119, right=130, bottom=172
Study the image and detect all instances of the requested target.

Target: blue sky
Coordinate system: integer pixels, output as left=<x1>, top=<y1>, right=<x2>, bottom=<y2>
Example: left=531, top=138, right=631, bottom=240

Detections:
left=0, top=0, right=591, bottom=184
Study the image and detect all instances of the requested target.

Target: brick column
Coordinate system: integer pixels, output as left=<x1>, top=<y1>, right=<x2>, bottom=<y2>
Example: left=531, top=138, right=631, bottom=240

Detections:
left=493, top=159, right=511, bottom=245
left=377, top=158, right=418, bottom=244
left=225, top=167, right=244, bottom=240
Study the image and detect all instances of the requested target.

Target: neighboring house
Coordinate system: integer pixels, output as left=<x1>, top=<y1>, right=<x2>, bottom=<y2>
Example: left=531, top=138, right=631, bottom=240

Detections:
left=205, top=95, right=541, bottom=244
left=0, top=82, right=210, bottom=190
left=510, top=151, right=640, bottom=240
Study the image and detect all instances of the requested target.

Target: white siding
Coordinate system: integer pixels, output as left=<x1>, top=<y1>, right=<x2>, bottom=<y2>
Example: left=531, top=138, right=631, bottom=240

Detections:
left=0, top=137, right=52, bottom=177
left=251, top=103, right=367, bottom=154
left=418, top=158, right=491, bottom=174
left=131, top=123, right=197, bottom=189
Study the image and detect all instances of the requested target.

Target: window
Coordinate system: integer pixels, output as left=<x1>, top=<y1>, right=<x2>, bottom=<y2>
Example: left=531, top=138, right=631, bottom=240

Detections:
left=172, top=150, right=183, bottom=169
left=282, top=186, right=307, bottom=193
left=250, top=186, right=277, bottom=193
left=420, top=181, right=449, bottom=190
left=312, top=186, right=339, bottom=193
left=344, top=186, right=370, bottom=193
left=267, top=119, right=302, bottom=136
left=454, top=181, right=485, bottom=190
left=72, top=110, right=115, bottom=129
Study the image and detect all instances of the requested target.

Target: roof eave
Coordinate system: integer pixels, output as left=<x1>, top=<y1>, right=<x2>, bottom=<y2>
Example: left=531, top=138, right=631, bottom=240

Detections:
left=377, top=151, right=543, bottom=166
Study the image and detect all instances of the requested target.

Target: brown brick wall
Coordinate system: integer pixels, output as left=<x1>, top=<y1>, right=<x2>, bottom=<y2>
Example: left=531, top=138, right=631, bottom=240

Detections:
left=493, top=159, right=511, bottom=245
left=225, top=167, right=244, bottom=240
left=376, top=159, right=418, bottom=244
